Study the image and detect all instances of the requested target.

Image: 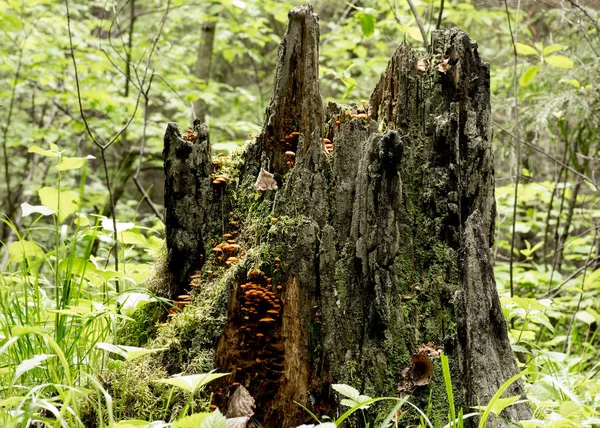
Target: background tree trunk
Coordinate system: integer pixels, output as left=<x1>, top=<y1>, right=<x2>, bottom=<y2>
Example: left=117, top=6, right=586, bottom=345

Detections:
left=161, top=5, right=532, bottom=427
left=193, top=18, right=217, bottom=122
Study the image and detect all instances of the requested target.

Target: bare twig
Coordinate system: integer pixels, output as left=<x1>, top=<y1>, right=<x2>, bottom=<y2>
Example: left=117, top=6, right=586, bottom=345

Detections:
left=567, top=0, right=600, bottom=36
left=504, top=0, right=522, bottom=298
left=495, top=123, right=595, bottom=187
left=406, top=0, right=429, bottom=51
left=562, top=227, right=597, bottom=353
left=321, top=0, right=358, bottom=47
left=133, top=73, right=164, bottom=222
left=65, top=0, right=171, bottom=291
left=436, top=0, right=445, bottom=30
left=542, top=254, right=600, bottom=298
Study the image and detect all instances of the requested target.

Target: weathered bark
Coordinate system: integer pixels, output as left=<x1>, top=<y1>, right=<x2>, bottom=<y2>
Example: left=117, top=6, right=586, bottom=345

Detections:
left=163, top=121, right=221, bottom=298
left=161, top=5, right=532, bottom=427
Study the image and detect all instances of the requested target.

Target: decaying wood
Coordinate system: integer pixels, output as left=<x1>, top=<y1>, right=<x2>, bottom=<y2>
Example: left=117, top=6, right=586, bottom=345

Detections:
left=161, top=5, right=532, bottom=427
left=163, top=122, right=221, bottom=298
left=457, top=211, right=531, bottom=423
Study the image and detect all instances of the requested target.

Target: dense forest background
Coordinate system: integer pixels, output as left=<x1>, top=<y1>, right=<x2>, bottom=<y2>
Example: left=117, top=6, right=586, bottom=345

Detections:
left=0, top=0, right=599, bottom=426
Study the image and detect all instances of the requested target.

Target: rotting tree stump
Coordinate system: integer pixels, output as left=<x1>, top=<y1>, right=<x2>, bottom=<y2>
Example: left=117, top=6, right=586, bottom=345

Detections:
left=161, top=5, right=532, bottom=427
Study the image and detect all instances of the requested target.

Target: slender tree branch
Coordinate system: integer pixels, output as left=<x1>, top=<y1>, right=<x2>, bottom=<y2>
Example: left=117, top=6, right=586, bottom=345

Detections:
left=436, top=0, right=445, bottom=29
left=542, top=254, right=600, bottom=299
left=562, top=227, right=596, bottom=353
left=567, top=0, right=600, bottom=36
left=65, top=0, right=171, bottom=290
left=406, top=0, right=429, bottom=50
left=495, top=123, right=595, bottom=187
left=133, top=73, right=164, bottom=222
left=504, top=0, right=522, bottom=298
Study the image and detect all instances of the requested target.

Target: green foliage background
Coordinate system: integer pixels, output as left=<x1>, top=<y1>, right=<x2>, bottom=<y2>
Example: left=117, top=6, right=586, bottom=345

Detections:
left=0, top=0, right=599, bottom=426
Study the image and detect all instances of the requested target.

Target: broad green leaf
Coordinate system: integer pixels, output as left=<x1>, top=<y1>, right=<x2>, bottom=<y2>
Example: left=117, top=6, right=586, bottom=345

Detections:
left=28, top=145, right=57, bottom=158
left=199, top=409, right=226, bottom=428
left=1, top=13, right=23, bottom=30
left=510, top=296, right=551, bottom=311
left=529, top=313, right=554, bottom=332
left=575, top=311, right=595, bottom=325
left=358, top=12, right=376, bottom=37
left=519, top=65, right=538, bottom=87
left=406, top=27, right=423, bottom=43
left=102, top=218, right=135, bottom=232
left=58, top=256, right=96, bottom=277
left=96, top=343, right=167, bottom=361
left=171, top=413, right=210, bottom=428
left=120, top=231, right=148, bottom=247
left=56, top=155, right=95, bottom=171
left=332, top=384, right=372, bottom=409
left=560, top=79, right=580, bottom=89
left=114, top=420, right=153, bottom=428
left=117, top=292, right=156, bottom=310
left=515, top=43, right=538, bottom=56
left=8, top=240, right=44, bottom=262
left=545, top=55, right=574, bottom=69
left=332, top=384, right=360, bottom=400
left=222, top=48, right=236, bottom=63
left=543, top=44, right=563, bottom=56
left=477, top=372, right=525, bottom=428
left=21, top=202, right=55, bottom=217
left=38, top=187, right=80, bottom=222
left=156, top=371, right=230, bottom=393
left=14, top=354, right=55, bottom=382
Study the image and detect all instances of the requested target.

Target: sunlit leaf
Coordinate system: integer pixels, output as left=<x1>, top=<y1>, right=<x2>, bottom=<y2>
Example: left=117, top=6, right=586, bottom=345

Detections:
left=21, top=202, right=55, bottom=217
left=332, top=384, right=360, bottom=400
left=560, top=79, right=580, bottom=89
left=545, top=55, right=574, bottom=69
left=38, top=187, right=80, bottom=222
left=575, top=311, right=595, bottom=325
left=56, top=155, right=95, bottom=171
left=8, top=240, right=44, bottom=262
left=28, top=145, right=58, bottom=158
left=542, top=44, right=563, bottom=56
left=515, top=43, right=538, bottom=56
left=14, top=354, right=55, bottom=382
left=156, top=371, right=230, bottom=394
left=199, top=409, right=226, bottom=428
left=519, top=65, right=538, bottom=87
left=96, top=343, right=167, bottom=361
left=171, top=413, right=210, bottom=428
left=358, top=12, right=375, bottom=37
left=406, top=27, right=423, bottom=43
left=102, top=218, right=135, bottom=233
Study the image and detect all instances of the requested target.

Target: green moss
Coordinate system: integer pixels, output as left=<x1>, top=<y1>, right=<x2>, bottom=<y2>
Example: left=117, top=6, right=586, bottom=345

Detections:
left=117, top=301, right=166, bottom=347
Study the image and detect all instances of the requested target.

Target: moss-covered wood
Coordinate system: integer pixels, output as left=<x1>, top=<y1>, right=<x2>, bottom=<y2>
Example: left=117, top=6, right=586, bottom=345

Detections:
left=124, top=4, right=533, bottom=427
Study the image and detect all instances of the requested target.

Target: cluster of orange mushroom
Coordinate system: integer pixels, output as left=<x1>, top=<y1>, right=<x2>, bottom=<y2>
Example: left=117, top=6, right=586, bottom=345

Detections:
left=212, top=227, right=241, bottom=265
left=323, top=138, right=334, bottom=153
left=183, top=125, right=199, bottom=142
left=341, top=100, right=370, bottom=122
left=168, top=293, right=192, bottom=318
left=209, top=266, right=285, bottom=411
left=284, top=150, right=295, bottom=167
left=211, top=173, right=229, bottom=186
left=237, top=269, right=283, bottom=339
left=281, top=131, right=300, bottom=167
